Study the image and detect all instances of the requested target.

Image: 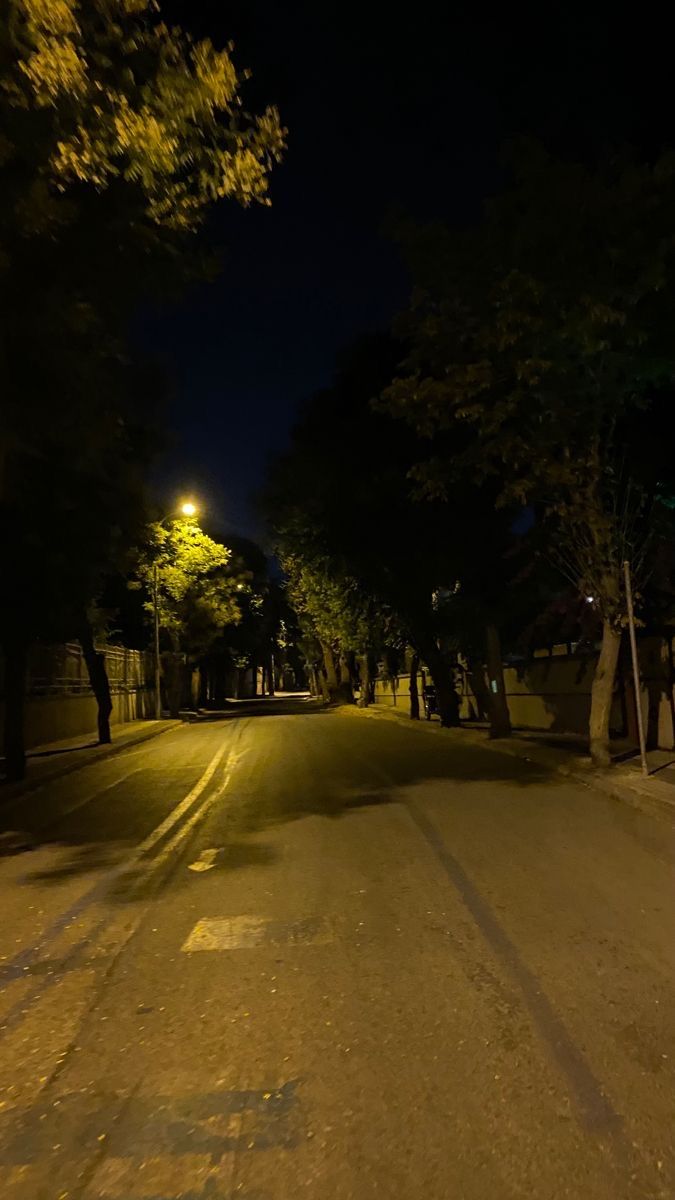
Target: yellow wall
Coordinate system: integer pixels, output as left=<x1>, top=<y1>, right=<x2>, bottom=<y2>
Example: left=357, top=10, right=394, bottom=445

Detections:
left=0, top=689, right=155, bottom=752
left=374, top=638, right=675, bottom=749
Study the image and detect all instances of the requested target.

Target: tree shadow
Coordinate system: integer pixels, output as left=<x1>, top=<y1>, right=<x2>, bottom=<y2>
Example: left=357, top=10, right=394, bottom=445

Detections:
left=25, top=842, right=125, bottom=884
left=10, top=703, right=561, bottom=896
left=184, top=697, right=324, bottom=723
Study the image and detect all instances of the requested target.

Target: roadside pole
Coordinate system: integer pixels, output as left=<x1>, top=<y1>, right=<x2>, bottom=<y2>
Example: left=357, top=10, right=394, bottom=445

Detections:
left=623, top=559, right=648, bottom=777
left=153, top=562, right=161, bottom=721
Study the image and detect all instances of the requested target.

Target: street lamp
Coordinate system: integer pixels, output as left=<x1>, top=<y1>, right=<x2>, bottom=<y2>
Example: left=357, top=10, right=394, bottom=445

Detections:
left=153, top=500, right=199, bottom=720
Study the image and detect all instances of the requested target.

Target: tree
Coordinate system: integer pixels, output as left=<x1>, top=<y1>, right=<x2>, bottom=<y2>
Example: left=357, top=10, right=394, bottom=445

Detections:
left=0, top=0, right=284, bottom=776
left=383, top=146, right=675, bottom=764
left=134, top=519, right=247, bottom=717
left=282, top=553, right=378, bottom=705
left=215, top=542, right=305, bottom=700
left=0, top=355, right=159, bottom=775
left=265, top=335, right=475, bottom=726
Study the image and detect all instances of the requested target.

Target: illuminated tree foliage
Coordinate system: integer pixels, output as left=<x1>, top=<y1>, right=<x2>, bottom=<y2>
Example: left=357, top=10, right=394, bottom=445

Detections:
left=2, top=0, right=284, bottom=231
left=134, top=519, right=248, bottom=716
left=0, top=0, right=283, bottom=778
left=282, top=552, right=382, bottom=705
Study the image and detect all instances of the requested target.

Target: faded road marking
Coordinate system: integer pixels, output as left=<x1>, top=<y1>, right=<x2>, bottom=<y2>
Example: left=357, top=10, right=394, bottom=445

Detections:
left=0, top=1083, right=301, bottom=1168
left=181, top=915, right=333, bottom=952
left=188, top=848, right=220, bottom=872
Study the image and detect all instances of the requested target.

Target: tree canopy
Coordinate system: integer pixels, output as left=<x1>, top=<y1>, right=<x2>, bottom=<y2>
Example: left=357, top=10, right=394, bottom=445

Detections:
left=0, top=0, right=284, bottom=776
left=135, top=519, right=247, bottom=656
left=380, top=146, right=675, bottom=760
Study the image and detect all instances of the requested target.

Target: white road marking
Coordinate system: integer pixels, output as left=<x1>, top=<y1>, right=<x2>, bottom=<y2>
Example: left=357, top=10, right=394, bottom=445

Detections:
left=181, top=914, right=333, bottom=952
left=187, top=848, right=219, bottom=872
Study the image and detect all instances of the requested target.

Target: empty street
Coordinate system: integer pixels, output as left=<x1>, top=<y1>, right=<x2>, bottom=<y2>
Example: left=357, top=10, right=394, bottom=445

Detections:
left=0, top=699, right=673, bottom=1199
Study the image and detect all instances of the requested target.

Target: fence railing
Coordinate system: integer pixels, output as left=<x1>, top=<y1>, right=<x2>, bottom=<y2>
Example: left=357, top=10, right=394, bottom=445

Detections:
left=1, top=642, right=153, bottom=698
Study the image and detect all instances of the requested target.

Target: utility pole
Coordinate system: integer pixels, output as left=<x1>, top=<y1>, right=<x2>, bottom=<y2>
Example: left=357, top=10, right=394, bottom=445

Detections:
left=153, top=561, right=161, bottom=721
left=623, top=559, right=648, bottom=777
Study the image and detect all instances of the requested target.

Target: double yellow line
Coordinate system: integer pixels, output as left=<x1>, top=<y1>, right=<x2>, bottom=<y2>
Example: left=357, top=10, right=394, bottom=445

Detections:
left=121, top=720, right=248, bottom=894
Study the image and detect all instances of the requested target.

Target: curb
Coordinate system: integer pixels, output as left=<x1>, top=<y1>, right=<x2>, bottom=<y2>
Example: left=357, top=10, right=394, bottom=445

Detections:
left=0, top=720, right=183, bottom=816
left=338, top=705, right=675, bottom=819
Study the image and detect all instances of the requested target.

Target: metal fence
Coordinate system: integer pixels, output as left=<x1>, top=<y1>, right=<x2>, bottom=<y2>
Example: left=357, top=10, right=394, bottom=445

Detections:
left=22, top=642, right=152, bottom=697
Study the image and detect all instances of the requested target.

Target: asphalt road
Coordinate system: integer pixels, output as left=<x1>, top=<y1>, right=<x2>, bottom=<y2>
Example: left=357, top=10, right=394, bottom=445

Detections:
left=0, top=698, right=673, bottom=1199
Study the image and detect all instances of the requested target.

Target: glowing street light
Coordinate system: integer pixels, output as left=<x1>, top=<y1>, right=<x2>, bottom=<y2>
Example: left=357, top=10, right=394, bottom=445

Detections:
left=181, top=501, right=197, bottom=517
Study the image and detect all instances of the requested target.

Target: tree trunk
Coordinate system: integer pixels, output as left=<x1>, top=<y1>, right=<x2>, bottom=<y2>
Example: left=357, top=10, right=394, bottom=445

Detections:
left=213, top=667, right=226, bottom=706
left=198, top=665, right=209, bottom=707
left=321, top=644, right=352, bottom=705
left=2, top=639, right=28, bottom=780
left=409, top=651, right=420, bottom=719
left=79, top=623, right=113, bottom=744
left=357, top=652, right=372, bottom=707
left=267, top=653, right=276, bottom=696
left=321, top=642, right=340, bottom=701
left=337, top=654, right=355, bottom=704
left=484, top=623, right=511, bottom=738
left=166, top=647, right=182, bottom=719
left=418, top=638, right=460, bottom=726
left=322, top=643, right=338, bottom=688
left=189, top=667, right=200, bottom=710
left=589, top=620, right=622, bottom=766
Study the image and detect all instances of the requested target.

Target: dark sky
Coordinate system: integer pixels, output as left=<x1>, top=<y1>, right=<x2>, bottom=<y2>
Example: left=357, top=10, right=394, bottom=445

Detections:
left=140, top=1, right=673, bottom=542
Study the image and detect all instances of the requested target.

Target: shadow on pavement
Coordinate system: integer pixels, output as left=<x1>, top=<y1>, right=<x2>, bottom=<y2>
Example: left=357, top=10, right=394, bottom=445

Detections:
left=11, top=698, right=561, bottom=894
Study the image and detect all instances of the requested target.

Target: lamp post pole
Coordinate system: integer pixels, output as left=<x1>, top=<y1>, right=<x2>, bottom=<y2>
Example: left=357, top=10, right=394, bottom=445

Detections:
left=150, top=501, right=198, bottom=721
left=153, top=561, right=161, bottom=720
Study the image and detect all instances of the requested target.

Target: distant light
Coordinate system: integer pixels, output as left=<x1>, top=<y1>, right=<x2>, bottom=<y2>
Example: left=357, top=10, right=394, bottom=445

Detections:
left=585, top=596, right=594, bottom=604
left=236, top=583, right=245, bottom=591
left=181, top=502, right=197, bottom=517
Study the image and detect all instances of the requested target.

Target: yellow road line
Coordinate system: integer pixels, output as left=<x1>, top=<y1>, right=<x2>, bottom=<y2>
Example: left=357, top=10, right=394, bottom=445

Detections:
left=134, top=737, right=233, bottom=859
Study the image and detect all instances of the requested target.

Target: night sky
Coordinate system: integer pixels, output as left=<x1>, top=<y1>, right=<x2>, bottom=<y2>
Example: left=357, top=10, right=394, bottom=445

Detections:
left=141, top=2, right=673, bottom=542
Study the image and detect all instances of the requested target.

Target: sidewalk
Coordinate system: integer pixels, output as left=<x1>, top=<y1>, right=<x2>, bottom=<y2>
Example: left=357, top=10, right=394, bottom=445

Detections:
left=341, top=704, right=675, bottom=818
left=0, top=718, right=182, bottom=810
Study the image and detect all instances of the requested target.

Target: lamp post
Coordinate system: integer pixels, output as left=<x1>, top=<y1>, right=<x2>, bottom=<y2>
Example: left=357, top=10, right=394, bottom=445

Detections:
left=153, top=560, right=162, bottom=720
left=152, top=501, right=198, bottom=720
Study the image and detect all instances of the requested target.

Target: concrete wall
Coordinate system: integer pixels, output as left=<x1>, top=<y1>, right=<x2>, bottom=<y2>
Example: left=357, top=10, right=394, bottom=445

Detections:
left=0, top=641, right=155, bottom=751
left=373, top=636, right=675, bottom=749
left=491, top=657, right=605, bottom=736
left=374, top=676, right=408, bottom=707
left=3, top=688, right=155, bottom=751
